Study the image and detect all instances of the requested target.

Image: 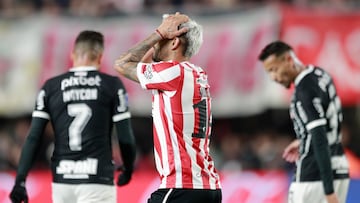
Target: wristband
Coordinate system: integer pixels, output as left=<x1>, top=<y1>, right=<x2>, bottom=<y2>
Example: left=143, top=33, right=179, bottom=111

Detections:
left=155, top=29, right=165, bottom=40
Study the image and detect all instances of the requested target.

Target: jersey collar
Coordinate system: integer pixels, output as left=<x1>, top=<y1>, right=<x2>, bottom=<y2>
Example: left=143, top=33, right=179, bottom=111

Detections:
left=294, top=65, right=314, bottom=86
left=69, top=66, right=98, bottom=72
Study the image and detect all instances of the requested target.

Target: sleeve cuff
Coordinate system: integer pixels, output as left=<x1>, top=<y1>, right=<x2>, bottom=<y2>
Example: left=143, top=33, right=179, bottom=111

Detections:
left=32, top=111, right=50, bottom=120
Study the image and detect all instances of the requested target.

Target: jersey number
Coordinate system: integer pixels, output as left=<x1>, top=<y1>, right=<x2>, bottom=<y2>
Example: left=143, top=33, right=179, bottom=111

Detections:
left=192, top=99, right=210, bottom=138
left=67, top=103, right=92, bottom=151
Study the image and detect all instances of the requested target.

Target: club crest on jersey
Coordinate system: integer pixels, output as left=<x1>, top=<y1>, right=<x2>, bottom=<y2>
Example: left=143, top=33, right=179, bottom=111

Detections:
left=144, top=65, right=153, bottom=79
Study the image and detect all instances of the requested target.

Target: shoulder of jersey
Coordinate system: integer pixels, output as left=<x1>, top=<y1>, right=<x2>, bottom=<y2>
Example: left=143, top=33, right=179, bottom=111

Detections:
left=297, top=69, right=318, bottom=89
left=44, top=72, right=72, bottom=84
left=155, top=61, right=179, bottom=68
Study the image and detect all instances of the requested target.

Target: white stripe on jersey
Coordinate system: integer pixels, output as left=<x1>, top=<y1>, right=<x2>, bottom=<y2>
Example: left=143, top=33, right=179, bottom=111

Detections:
left=296, top=133, right=312, bottom=182
left=112, top=112, right=131, bottom=122
left=306, top=118, right=327, bottom=131
left=32, top=110, right=50, bottom=120
left=163, top=95, right=183, bottom=188
left=182, top=66, right=203, bottom=188
left=158, top=64, right=180, bottom=82
left=154, top=148, right=163, bottom=177
left=187, top=136, right=202, bottom=188
left=137, top=63, right=147, bottom=89
left=153, top=92, right=170, bottom=188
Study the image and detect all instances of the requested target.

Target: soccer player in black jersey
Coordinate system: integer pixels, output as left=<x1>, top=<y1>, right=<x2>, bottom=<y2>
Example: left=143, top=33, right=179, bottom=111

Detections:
left=258, top=41, right=349, bottom=203
left=9, top=30, right=136, bottom=203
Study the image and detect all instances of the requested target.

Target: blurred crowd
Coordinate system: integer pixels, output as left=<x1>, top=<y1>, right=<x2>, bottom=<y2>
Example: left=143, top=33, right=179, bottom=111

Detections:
left=0, top=0, right=359, bottom=18
left=1, top=107, right=359, bottom=178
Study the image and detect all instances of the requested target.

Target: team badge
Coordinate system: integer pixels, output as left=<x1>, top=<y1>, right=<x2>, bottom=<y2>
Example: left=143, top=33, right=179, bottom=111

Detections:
left=144, top=66, right=153, bottom=79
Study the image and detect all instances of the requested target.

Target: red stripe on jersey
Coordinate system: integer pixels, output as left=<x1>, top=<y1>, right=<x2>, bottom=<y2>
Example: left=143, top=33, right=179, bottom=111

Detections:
left=207, top=153, right=220, bottom=183
left=193, top=138, right=210, bottom=187
left=191, top=66, right=210, bottom=187
left=193, top=107, right=200, bottom=135
left=141, top=64, right=147, bottom=73
left=158, top=94, right=177, bottom=188
left=206, top=98, right=220, bottom=187
left=153, top=125, right=164, bottom=180
left=171, top=66, right=194, bottom=188
left=190, top=66, right=200, bottom=138
left=146, top=79, right=180, bottom=91
left=152, top=61, right=177, bottom=72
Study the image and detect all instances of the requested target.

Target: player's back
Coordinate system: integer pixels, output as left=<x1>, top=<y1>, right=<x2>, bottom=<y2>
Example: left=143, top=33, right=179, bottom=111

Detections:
left=291, top=65, right=349, bottom=181
left=40, top=67, right=124, bottom=184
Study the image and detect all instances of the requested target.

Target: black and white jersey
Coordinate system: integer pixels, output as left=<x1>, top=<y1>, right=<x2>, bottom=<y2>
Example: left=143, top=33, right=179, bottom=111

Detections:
left=290, top=65, right=349, bottom=183
left=33, top=66, right=131, bottom=185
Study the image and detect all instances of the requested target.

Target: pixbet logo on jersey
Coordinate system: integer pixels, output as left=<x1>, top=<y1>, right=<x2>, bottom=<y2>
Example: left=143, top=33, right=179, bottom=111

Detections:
left=61, top=75, right=101, bottom=90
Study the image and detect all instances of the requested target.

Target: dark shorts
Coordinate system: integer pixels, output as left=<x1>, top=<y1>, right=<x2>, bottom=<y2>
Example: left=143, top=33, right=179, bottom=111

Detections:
left=147, top=188, right=222, bottom=203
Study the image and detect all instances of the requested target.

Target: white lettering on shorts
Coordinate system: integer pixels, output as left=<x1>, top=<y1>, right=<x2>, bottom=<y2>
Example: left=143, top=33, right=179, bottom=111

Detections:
left=56, top=158, right=98, bottom=179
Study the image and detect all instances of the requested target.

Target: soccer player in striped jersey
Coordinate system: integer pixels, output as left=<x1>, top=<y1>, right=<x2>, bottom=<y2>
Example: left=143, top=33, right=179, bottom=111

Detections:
left=114, top=12, right=222, bottom=203
left=258, top=41, right=349, bottom=203
left=9, top=30, right=136, bottom=203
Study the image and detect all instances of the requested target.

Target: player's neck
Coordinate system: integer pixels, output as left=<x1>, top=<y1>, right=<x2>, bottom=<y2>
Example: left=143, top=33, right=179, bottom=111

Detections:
left=72, top=59, right=100, bottom=69
left=73, top=62, right=99, bottom=68
left=295, top=63, right=306, bottom=75
left=72, top=54, right=101, bottom=69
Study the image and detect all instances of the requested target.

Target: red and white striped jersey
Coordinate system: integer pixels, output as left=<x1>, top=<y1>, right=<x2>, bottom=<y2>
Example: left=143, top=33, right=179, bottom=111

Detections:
left=137, top=61, right=221, bottom=190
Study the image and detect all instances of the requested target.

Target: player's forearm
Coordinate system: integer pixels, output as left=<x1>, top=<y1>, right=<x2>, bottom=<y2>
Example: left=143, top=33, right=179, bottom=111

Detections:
left=16, top=118, right=47, bottom=183
left=310, top=125, right=334, bottom=195
left=114, top=32, right=161, bottom=82
left=115, top=119, right=136, bottom=171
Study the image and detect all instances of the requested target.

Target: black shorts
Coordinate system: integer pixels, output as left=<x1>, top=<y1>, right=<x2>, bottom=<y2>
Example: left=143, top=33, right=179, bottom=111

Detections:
left=147, top=188, right=222, bottom=203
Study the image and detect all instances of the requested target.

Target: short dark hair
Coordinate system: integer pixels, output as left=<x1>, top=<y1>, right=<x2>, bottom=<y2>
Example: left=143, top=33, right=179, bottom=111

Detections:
left=74, top=30, right=104, bottom=60
left=258, top=41, right=293, bottom=61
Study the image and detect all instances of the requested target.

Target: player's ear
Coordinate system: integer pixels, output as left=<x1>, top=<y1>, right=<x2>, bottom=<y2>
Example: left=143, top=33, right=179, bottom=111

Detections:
left=171, top=37, right=181, bottom=50
left=97, top=53, right=103, bottom=65
left=284, top=52, right=293, bottom=65
left=284, top=52, right=290, bottom=61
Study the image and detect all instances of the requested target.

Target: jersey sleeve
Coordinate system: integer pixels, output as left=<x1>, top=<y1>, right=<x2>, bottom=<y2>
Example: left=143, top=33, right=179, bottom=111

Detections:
left=16, top=82, right=50, bottom=182
left=297, top=80, right=334, bottom=195
left=32, top=83, right=50, bottom=120
left=296, top=84, right=327, bottom=131
left=112, top=78, right=131, bottom=123
left=136, top=61, right=181, bottom=91
left=111, top=77, right=136, bottom=172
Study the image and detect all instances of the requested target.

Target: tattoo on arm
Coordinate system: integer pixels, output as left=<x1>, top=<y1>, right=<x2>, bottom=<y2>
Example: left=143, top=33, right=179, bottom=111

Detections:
left=115, top=33, right=161, bottom=82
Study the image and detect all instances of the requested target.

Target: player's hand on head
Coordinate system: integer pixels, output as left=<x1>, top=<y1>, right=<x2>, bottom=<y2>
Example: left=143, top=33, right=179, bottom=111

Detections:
left=157, top=12, right=189, bottom=40
left=9, top=182, right=28, bottom=203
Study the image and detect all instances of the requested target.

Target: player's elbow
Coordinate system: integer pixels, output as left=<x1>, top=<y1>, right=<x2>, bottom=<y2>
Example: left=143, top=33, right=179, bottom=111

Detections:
left=114, top=59, right=126, bottom=76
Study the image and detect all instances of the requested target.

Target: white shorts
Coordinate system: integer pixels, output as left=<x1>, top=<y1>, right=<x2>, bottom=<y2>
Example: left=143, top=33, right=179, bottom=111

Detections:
left=288, top=179, right=349, bottom=203
left=52, top=183, right=116, bottom=203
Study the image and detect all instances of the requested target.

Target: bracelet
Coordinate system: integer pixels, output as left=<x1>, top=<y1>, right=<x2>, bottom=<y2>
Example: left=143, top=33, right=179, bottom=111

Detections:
left=155, top=29, right=165, bottom=40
